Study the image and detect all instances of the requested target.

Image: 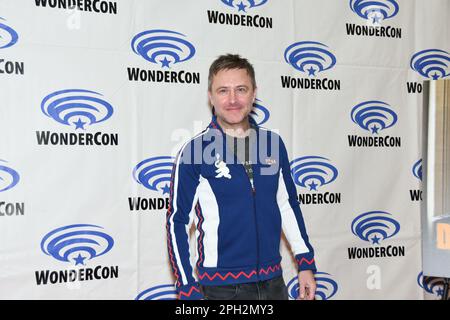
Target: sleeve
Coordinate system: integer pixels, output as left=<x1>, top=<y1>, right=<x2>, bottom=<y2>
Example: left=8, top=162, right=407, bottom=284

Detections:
left=166, top=141, right=205, bottom=300
left=276, top=137, right=317, bottom=273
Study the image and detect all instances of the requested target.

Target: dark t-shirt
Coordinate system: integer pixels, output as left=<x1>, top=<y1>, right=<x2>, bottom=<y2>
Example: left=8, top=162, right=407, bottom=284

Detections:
left=225, top=133, right=254, bottom=186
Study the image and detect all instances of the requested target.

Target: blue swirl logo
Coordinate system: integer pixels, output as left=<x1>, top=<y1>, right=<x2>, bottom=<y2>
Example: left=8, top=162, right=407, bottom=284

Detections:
left=135, top=284, right=177, bottom=300
left=221, top=0, right=268, bottom=12
left=349, top=0, right=399, bottom=22
left=290, top=156, right=338, bottom=191
left=417, top=272, right=446, bottom=298
left=351, top=211, right=400, bottom=244
left=0, top=159, right=20, bottom=192
left=412, top=159, right=422, bottom=181
left=41, top=224, right=114, bottom=266
left=41, top=89, right=114, bottom=130
left=0, top=17, right=19, bottom=49
left=131, top=29, right=196, bottom=68
left=133, top=156, right=175, bottom=195
left=250, top=99, right=270, bottom=125
left=351, top=100, right=397, bottom=135
left=284, top=41, right=336, bottom=77
left=410, top=49, right=450, bottom=80
left=287, top=272, right=338, bottom=300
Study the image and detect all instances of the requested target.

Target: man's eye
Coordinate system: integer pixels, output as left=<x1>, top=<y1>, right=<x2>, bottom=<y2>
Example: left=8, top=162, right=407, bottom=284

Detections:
left=237, top=87, right=248, bottom=93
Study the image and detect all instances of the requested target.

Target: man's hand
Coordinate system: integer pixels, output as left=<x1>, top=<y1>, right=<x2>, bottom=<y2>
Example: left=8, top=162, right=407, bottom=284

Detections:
left=297, top=270, right=316, bottom=300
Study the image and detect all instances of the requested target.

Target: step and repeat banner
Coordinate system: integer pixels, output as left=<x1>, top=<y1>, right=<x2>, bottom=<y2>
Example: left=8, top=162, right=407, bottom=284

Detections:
left=0, top=0, right=449, bottom=300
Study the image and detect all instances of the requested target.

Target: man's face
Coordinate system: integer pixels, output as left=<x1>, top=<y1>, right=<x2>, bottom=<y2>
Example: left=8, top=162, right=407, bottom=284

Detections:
left=208, top=68, right=256, bottom=130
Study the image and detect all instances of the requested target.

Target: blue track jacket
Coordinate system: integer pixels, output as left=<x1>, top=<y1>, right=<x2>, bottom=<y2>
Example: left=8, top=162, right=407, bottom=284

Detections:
left=166, top=116, right=316, bottom=300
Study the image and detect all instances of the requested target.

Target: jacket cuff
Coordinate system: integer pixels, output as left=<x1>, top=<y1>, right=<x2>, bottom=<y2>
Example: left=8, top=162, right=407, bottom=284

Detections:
left=295, top=252, right=317, bottom=272
left=177, top=282, right=204, bottom=300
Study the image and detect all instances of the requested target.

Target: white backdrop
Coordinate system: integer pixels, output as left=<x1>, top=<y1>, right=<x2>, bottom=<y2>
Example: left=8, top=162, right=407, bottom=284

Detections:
left=0, top=0, right=449, bottom=300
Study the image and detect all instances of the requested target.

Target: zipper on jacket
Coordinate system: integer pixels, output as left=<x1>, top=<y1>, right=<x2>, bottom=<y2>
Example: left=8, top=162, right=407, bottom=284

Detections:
left=251, top=183, right=260, bottom=281
left=242, top=163, right=260, bottom=281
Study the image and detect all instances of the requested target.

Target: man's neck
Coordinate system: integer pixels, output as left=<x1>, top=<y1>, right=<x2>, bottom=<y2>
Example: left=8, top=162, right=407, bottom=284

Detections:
left=217, top=117, right=251, bottom=138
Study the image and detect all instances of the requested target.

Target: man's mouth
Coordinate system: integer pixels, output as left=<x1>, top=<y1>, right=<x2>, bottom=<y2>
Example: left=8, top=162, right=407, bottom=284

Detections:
left=225, top=105, right=243, bottom=111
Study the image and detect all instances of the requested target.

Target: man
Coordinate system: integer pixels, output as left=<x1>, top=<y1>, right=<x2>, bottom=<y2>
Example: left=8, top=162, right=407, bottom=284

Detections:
left=166, top=54, right=316, bottom=300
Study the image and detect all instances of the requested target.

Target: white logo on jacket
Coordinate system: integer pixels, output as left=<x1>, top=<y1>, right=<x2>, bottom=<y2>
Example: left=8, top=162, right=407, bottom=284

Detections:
left=214, top=154, right=231, bottom=179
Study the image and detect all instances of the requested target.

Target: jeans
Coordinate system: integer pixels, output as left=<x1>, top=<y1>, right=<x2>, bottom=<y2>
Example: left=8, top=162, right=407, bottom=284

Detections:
left=201, top=276, right=289, bottom=300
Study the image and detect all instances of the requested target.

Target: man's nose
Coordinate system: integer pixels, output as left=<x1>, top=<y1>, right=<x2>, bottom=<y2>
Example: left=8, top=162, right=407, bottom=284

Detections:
left=229, top=90, right=236, bottom=103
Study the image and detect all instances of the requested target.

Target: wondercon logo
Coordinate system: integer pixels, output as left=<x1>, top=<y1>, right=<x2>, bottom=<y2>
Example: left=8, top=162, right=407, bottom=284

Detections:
left=417, top=272, right=446, bottom=298
left=0, top=17, right=19, bottom=49
left=287, top=272, right=338, bottom=300
left=351, top=100, right=397, bottom=135
left=410, top=49, right=450, bottom=80
left=133, top=156, right=175, bottom=195
left=412, top=159, right=422, bottom=181
left=250, top=99, right=270, bottom=125
left=290, top=156, right=338, bottom=191
left=0, top=159, right=20, bottom=192
left=349, top=0, right=399, bottom=22
left=351, top=211, right=400, bottom=244
left=41, top=89, right=114, bottom=130
left=131, top=29, right=196, bottom=68
left=220, top=0, right=268, bottom=12
left=284, top=41, right=336, bottom=77
left=135, top=284, right=177, bottom=300
left=41, top=224, right=114, bottom=266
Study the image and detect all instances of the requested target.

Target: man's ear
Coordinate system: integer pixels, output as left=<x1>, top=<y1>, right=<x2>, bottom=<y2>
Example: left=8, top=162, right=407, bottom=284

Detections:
left=208, top=90, right=213, bottom=105
left=207, top=91, right=215, bottom=115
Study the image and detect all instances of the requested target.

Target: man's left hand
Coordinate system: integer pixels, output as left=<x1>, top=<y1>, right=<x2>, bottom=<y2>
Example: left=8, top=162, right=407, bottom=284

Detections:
left=297, top=270, right=316, bottom=300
